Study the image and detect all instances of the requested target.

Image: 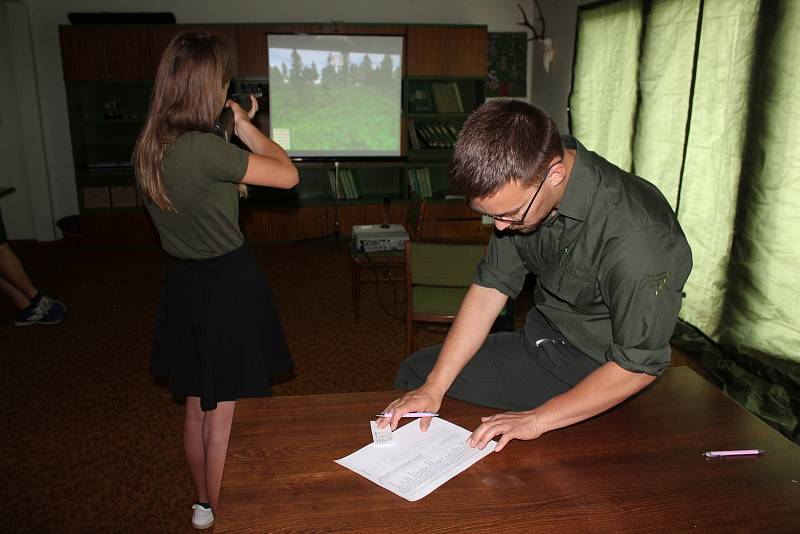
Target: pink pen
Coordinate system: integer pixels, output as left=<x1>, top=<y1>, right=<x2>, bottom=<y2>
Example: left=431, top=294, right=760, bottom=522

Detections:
left=703, top=449, right=764, bottom=458
left=375, top=412, right=439, bottom=418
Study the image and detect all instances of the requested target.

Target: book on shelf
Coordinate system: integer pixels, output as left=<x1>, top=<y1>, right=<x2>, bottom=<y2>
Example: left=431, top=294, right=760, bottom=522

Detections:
left=411, top=121, right=461, bottom=149
left=407, top=118, right=421, bottom=149
left=414, top=123, right=435, bottom=148
left=419, top=168, right=433, bottom=198
left=408, top=85, right=434, bottom=113
left=431, top=82, right=464, bottom=113
left=327, top=169, right=359, bottom=200
left=343, top=170, right=359, bottom=199
left=110, top=186, right=137, bottom=208
left=82, top=186, right=111, bottom=209
left=408, top=168, right=433, bottom=198
left=408, top=168, right=420, bottom=195
left=327, top=170, right=345, bottom=200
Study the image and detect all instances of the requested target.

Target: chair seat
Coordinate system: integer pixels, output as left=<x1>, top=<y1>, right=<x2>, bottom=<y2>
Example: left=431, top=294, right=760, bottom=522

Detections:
left=413, top=286, right=469, bottom=318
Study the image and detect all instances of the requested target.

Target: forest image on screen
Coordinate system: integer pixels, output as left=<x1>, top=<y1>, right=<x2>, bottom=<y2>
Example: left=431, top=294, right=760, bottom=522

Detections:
left=268, top=35, right=403, bottom=157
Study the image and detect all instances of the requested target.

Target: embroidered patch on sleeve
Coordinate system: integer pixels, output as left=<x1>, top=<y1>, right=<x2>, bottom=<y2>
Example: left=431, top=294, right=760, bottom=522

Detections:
left=644, top=271, right=672, bottom=295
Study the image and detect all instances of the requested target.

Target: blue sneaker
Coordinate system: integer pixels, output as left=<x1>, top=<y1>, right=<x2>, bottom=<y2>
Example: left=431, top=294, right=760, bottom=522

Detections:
left=13, top=294, right=66, bottom=326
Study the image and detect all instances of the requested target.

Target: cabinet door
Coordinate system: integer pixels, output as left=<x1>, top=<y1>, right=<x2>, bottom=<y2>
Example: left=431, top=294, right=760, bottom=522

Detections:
left=406, top=26, right=487, bottom=77
left=150, top=25, right=239, bottom=78
left=105, top=27, right=151, bottom=80
left=149, top=25, right=198, bottom=78
left=201, top=25, right=239, bottom=77
left=60, top=27, right=107, bottom=80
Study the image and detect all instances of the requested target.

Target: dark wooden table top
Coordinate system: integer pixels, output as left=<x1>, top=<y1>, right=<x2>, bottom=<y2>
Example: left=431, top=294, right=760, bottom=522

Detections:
left=215, top=367, right=800, bottom=532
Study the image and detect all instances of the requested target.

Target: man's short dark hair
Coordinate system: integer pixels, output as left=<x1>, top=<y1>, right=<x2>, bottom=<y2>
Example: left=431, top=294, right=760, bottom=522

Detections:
left=449, top=100, right=564, bottom=199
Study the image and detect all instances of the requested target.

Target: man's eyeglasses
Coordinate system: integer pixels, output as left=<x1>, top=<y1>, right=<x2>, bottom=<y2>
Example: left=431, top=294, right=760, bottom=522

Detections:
left=470, top=159, right=562, bottom=224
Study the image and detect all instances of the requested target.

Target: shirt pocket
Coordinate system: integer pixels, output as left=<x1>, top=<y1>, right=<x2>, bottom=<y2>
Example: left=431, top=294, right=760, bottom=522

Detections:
left=539, top=255, right=591, bottom=307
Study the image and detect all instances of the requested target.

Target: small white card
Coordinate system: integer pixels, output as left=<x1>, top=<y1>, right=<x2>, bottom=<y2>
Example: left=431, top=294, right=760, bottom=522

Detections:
left=370, top=420, right=393, bottom=445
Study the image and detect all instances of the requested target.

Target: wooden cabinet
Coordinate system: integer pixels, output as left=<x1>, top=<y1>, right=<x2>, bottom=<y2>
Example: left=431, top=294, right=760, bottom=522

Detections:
left=149, top=25, right=239, bottom=78
left=60, top=26, right=151, bottom=81
left=406, top=26, right=487, bottom=77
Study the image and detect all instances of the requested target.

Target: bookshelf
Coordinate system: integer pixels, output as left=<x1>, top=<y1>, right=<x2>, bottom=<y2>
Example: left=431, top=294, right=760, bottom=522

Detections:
left=59, top=22, right=487, bottom=244
left=65, top=80, right=151, bottom=212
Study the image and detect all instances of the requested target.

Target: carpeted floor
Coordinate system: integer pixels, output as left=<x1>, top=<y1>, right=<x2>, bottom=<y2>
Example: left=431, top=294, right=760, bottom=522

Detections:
left=0, top=238, right=707, bottom=533
left=1, top=238, right=454, bottom=533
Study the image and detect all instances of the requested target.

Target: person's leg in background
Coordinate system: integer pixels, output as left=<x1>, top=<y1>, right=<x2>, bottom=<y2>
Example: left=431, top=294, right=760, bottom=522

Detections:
left=0, top=243, right=38, bottom=307
left=0, top=208, right=66, bottom=326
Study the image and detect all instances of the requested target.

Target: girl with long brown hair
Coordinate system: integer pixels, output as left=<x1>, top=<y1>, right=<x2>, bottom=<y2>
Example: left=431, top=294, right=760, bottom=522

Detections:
left=134, top=31, right=298, bottom=529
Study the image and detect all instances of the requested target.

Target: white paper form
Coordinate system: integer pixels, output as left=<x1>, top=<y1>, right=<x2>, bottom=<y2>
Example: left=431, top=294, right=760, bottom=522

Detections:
left=335, top=417, right=496, bottom=501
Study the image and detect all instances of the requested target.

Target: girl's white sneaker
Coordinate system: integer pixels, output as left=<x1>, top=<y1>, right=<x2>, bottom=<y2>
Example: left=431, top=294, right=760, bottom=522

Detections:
left=191, top=503, right=214, bottom=529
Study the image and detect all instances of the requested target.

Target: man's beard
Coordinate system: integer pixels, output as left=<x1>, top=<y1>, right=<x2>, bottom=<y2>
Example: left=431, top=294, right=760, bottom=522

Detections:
left=505, top=210, right=558, bottom=235
left=508, top=223, right=540, bottom=235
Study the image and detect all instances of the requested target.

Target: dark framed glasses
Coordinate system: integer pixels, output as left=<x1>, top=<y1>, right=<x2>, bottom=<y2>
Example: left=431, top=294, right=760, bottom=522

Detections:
left=470, top=159, right=562, bottom=224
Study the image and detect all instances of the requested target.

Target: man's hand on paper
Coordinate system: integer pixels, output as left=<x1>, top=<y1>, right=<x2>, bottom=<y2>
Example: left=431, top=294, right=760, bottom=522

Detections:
left=468, top=410, right=544, bottom=452
left=377, top=386, right=443, bottom=432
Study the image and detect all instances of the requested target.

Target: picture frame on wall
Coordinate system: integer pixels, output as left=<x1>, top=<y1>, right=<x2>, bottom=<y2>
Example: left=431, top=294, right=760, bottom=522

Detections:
left=487, top=32, right=528, bottom=99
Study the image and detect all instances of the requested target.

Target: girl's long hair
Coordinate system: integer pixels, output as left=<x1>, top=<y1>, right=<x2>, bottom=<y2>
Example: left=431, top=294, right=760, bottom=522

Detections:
left=133, top=31, right=245, bottom=212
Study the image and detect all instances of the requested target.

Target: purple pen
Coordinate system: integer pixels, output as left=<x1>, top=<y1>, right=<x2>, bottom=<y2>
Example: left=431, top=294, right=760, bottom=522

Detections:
left=703, top=449, right=764, bottom=458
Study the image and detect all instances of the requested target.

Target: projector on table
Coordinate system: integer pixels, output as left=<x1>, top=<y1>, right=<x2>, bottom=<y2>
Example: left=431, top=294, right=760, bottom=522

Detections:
left=352, top=224, right=409, bottom=252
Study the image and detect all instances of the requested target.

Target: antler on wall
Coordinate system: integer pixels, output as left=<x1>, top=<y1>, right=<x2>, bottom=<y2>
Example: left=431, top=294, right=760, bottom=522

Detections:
left=517, top=1, right=555, bottom=73
left=517, top=0, right=546, bottom=41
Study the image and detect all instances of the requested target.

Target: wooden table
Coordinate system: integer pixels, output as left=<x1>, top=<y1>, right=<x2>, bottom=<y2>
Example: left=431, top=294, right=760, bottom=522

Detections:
left=215, top=367, right=800, bottom=532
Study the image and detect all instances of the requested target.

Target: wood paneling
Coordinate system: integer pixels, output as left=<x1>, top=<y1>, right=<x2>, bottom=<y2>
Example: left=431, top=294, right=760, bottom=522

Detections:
left=60, top=27, right=107, bottom=80
left=105, top=27, right=151, bottom=80
left=406, top=26, right=487, bottom=77
left=60, top=26, right=150, bottom=81
left=240, top=205, right=335, bottom=242
left=236, top=25, right=324, bottom=77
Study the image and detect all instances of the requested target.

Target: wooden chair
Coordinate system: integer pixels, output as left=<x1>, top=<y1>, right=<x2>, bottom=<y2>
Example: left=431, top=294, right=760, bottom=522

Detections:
left=405, top=241, right=492, bottom=355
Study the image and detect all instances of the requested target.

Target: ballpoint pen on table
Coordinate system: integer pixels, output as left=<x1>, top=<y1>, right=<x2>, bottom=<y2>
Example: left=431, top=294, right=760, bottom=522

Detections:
left=703, top=449, right=764, bottom=458
left=375, top=412, right=439, bottom=418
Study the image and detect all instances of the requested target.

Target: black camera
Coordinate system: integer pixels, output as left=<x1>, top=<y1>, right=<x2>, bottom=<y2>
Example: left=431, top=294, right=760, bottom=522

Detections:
left=212, top=92, right=259, bottom=142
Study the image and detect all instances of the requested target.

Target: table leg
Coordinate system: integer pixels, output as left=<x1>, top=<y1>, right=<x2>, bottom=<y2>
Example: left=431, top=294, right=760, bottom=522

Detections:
left=352, top=261, right=360, bottom=321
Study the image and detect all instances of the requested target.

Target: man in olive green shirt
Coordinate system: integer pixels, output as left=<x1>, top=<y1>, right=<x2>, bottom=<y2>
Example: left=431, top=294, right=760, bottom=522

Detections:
left=381, top=100, right=692, bottom=452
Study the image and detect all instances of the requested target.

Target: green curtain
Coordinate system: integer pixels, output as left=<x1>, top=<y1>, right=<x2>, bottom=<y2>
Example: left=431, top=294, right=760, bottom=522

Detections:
left=677, top=0, right=761, bottom=341
left=632, top=0, right=700, bottom=208
left=570, top=0, right=643, bottom=171
left=719, top=1, right=800, bottom=360
left=571, top=0, right=800, bottom=440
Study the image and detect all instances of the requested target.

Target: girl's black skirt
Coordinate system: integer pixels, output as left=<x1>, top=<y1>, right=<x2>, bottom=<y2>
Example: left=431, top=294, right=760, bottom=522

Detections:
left=151, top=243, right=293, bottom=411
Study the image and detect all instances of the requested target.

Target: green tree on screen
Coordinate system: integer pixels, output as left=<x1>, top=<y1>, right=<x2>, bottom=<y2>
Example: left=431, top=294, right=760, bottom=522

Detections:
left=321, top=52, right=336, bottom=83
left=303, top=61, right=320, bottom=84
left=269, top=65, right=283, bottom=84
left=340, top=51, right=351, bottom=83
left=357, top=54, right=373, bottom=86
left=290, top=49, right=302, bottom=83
left=379, top=54, right=393, bottom=84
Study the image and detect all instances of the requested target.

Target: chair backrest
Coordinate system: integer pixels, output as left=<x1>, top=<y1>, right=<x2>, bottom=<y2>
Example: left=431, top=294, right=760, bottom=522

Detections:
left=408, top=241, right=486, bottom=287
left=405, top=191, right=425, bottom=241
